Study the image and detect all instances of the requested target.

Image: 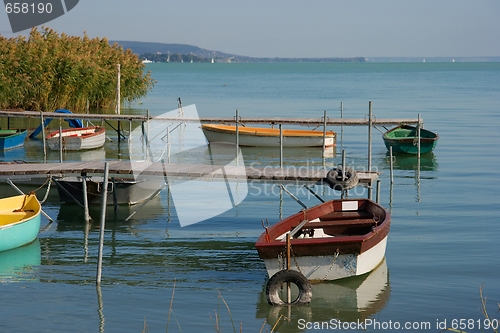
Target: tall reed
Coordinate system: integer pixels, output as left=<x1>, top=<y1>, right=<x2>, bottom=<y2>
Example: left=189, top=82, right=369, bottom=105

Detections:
left=0, top=26, right=154, bottom=112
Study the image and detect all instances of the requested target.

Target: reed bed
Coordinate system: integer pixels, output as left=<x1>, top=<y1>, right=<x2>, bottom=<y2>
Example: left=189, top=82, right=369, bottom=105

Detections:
left=0, top=26, right=154, bottom=112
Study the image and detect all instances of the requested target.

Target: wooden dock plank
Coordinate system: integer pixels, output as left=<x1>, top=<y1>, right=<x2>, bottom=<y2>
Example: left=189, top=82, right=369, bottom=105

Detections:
left=0, top=161, right=379, bottom=184
left=0, top=110, right=420, bottom=126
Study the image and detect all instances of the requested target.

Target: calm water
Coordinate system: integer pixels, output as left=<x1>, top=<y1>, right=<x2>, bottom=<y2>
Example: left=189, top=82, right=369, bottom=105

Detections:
left=1, top=62, right=500, bottom=332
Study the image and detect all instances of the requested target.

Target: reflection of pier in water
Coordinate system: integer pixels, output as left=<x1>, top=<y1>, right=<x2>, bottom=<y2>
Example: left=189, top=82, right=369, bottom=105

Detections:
left=256, top=258, right=390, bottom=332
left=381, top=151, right=438, bottom=207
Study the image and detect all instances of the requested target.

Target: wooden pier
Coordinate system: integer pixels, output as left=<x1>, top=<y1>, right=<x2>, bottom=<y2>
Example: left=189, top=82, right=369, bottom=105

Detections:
left=0, top=161, right=379, bottom=185
left=0, top=109, right=420, bottom=126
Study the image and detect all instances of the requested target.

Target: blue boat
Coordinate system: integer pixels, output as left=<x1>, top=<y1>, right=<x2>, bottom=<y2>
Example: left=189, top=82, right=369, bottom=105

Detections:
left=0, top=129, right=27, bottom=151
left=0, top=193, right=41, bottom=252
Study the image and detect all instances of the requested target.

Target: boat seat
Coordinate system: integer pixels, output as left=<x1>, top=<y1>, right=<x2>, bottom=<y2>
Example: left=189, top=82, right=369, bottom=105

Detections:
left=0, top=211, right=31, bottom=225
left=319, top=210, right=373, bottom=221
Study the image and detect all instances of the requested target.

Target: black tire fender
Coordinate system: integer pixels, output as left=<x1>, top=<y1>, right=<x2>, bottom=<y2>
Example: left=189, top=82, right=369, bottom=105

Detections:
left=325, top=166, right=359, bottom=191
left=265, top=269, right=312, bottom=305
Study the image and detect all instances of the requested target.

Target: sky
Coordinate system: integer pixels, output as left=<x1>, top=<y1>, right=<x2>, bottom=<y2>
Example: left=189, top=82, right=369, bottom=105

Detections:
left=1, top=0, right=499, bottom=58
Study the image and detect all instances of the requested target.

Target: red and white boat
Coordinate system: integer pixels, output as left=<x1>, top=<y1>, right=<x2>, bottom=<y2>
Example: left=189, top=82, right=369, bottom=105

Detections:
left=46, top=126, right=106, bottom=151
left=255, top=198, right=390, bottom=282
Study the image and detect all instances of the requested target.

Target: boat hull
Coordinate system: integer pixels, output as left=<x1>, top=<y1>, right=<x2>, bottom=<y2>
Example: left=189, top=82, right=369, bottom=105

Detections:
left=382, top=124, right=438, bottom=154
left=255, top=198, right=390, bottom=282
left=0, top=194, right=41, bottom=252
left=54, top=176, right=161, bottom=205
left=202, top=124, right=335, bottom=147
left=0, top=129, right=27, bottom=151
left=46, top=126, right=105, bottom=151
left=263, top=236, right=387, bottom=281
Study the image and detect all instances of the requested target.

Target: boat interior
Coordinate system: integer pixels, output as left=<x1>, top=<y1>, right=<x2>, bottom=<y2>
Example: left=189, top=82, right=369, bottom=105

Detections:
left=275, top=200, right=387, bottom=241
left=0, top=195, right=39, bottom=226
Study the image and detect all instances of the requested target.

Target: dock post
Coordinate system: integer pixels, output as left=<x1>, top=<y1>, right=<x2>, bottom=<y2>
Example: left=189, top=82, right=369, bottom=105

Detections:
left=389, top=146, right=394, bottom=187
left=82, top=172, right=91, bottom=222
left=128, top=120, right=132, bottom=143
left=340, top=102, right=344, bottom=146
left=40, top=111, right=47, bottom=162
left=235, top=109, right=239, bottom=166
left=286, top=233, right=291, bottom=304
left=279, top=124, right=283, bottom=168
left=116, top=64, right=121, bottom=142
left=58, top=126, right=63, bottom=163
left=111, top=177, right=118, bottom=212
left=341, top=149, right=347, bottom=199
left=368, top=101, right=373, bottom=172
left=96, top=162, right=109, bottom=285
left=376, top=179, right=381, bottom=204
left=417, top=114, right=421, bottom=160
left=367, top=101, right=373, bottom=200
left=322, top=110, right=327, bottom=167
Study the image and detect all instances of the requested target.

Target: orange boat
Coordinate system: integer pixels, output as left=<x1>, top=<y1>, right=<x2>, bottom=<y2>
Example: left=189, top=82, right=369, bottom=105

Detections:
left=201, top=124, right=335, bottom=147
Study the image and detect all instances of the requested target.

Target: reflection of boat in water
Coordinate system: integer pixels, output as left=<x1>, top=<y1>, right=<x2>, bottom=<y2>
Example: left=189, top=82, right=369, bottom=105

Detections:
left=383, top=151, right=438, bottom=171
left=0, top=238, right=41, bottom=282
left=53, top=176, right=162, bottom=206
left=256, top=259, right=390, bottom=331
left=56, top=194, right=165, bottom=227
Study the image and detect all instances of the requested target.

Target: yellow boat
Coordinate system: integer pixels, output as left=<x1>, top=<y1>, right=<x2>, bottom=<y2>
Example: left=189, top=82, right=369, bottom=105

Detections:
left=0, top=193, right=41, bottom=252
left=201, top=124, right=336, bottom=147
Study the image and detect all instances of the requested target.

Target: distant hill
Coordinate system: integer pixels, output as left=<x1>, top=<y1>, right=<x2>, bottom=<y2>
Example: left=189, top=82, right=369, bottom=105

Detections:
left=110, top=40, right=365, bottom=63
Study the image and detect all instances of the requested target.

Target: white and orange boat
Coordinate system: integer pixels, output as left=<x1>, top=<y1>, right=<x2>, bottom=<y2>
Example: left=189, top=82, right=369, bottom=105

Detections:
left=46, top=126, right=106, bottom=151
left=201, top=124, right=335, bottom=147
left=255, top=198, right=390, bottom=282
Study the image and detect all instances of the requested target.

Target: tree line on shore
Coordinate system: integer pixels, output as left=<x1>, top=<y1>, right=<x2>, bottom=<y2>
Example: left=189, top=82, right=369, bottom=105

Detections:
left=0, top=27, right=155, bottom=113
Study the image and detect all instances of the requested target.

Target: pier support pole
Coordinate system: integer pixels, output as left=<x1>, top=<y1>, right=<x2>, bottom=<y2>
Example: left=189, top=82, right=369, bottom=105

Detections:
left=235, top=110, right=239, bottom=166
left=116, top=64, right=121, bottom=142
left=82, top=172, right=91, bottom=222
left=58, top=126, right=63, bottom=163
left=96, top=162, right=109, bottom=285
left=322, top=110, right=327, bottom=167
left=340, top=102, right=344, bottom=146
left=279, top=124, right=283, bottom=168
left=367, top=101, right=373, bottom=171
left=376, top=179, right=381, bottom=204
left=417, top=114, right=421, bottom=161
left=389, top=146, right=394, bottom=187
left=40, top=111, right=47, bottom=162
left=367, top=101, right=373, bottom=200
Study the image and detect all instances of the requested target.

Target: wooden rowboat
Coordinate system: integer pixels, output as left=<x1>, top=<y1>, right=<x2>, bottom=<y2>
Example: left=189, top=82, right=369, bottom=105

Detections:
left=382, top=124, right=438, bottom=154
left=0, top=129, right=27, bottom=151
left=0, top=193, right=41, bottom=252
left=46, top=126, right=106, bottom=151
left=255, top=198, right=390, bottom=282
left=201, top=124, right=336, bottom=147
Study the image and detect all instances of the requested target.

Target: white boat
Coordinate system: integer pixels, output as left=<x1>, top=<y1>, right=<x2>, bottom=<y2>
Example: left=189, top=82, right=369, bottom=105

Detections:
left=46, top=126, right=106, bottom=151
left=255, top=198, right=390, bottom=282
left=201, top=124, right=336, bottom=147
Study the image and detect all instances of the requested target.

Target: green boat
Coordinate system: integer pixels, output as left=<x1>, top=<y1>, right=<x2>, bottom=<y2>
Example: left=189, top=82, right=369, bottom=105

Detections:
left=382, top=124, right=438, bottom=154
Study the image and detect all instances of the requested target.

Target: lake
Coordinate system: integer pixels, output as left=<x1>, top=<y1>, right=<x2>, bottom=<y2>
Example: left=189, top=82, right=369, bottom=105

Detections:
left=1, top=62, right=499, bottom=332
